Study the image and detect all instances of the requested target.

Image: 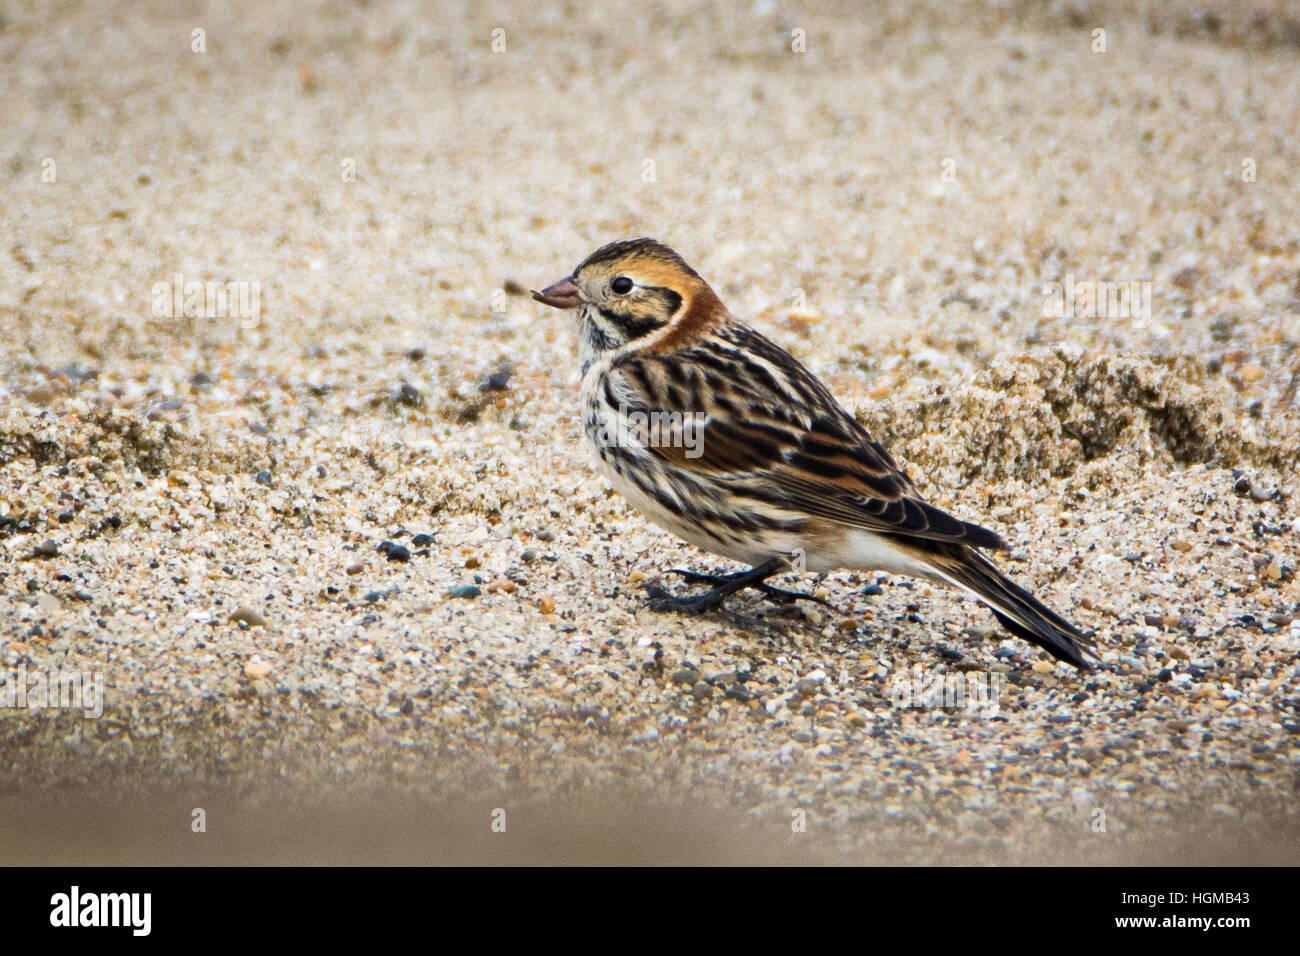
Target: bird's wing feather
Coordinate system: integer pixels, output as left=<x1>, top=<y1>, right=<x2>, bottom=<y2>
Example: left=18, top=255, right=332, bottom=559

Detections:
left=606, top=326, right=1007, bottom=550
left=908, top=541, right=1096, bottom=669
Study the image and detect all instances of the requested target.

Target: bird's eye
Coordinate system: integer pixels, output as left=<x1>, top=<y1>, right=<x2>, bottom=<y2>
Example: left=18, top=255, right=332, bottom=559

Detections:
left=610, top=276, right=634, bottom=295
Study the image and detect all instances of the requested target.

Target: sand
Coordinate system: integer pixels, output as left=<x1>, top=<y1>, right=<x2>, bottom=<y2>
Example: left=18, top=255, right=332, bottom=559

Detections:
left=1, top=0, right=1298, bottom=863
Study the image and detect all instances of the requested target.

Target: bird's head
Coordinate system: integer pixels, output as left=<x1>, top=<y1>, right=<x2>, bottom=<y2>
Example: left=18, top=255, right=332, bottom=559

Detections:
left=532, top=238, right=724, bottom=362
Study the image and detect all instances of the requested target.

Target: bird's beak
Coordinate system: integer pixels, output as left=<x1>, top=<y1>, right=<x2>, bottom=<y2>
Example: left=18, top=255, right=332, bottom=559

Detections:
left=531, top=276, right=583, bottom=310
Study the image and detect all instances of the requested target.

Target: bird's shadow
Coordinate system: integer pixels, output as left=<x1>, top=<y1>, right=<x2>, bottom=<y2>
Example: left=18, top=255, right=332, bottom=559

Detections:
left=637, top=573, right=835, bottom=646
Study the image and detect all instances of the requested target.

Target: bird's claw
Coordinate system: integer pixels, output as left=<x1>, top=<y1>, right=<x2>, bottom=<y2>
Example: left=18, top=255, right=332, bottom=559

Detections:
left=649, top=568, right=837, bottom=611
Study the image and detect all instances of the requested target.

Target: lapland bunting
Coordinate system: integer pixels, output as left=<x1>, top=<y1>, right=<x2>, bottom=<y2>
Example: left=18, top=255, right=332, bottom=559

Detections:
left=533, top=238, right=1096, bottom=671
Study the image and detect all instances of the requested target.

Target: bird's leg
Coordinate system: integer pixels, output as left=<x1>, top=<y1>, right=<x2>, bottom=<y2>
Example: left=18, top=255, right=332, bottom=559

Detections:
left=646, top=558, right=834, bottom=613
left=666, top=567, right=837, bottom=608
left=646, top=558, right=784, bottom=613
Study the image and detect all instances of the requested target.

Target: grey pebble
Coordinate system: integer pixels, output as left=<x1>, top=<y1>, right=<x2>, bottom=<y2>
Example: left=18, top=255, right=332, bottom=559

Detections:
left=229, top=607, right=267, bottom=628
left=28, top=539, right=61, bottom=559
left=479, top=370, right=512, bottom=391
left=796, top=678, right=823, bottom=696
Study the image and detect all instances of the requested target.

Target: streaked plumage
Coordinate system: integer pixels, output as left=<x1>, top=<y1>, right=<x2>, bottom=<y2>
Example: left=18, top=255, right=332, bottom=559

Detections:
left=533, top=238, right=1097, bottom=671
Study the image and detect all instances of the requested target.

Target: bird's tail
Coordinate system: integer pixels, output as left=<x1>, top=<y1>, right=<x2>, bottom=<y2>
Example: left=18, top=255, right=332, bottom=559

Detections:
left=918, top=543, right=1097, bottom=671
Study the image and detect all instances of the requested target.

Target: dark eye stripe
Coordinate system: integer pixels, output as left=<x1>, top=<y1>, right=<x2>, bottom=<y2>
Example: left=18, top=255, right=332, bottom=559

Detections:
left=655, top=289, right=682, bottom=316
left=597, top=306, right=663, bottom=340
left=592, top=286, right=682, bottom=342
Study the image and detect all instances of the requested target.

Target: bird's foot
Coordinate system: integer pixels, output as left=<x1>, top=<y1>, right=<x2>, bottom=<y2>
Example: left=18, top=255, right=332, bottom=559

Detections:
left=643, top=560, right=835, bottom=614
left=665, top=568, right=835, bottom=608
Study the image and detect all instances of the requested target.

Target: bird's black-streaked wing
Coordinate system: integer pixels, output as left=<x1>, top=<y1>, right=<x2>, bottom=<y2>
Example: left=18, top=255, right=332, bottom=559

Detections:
left=606, top=325, right=1007, bottom=551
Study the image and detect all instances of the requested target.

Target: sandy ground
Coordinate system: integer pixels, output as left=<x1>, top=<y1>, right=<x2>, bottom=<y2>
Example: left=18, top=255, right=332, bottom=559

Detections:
left=2, top=0, right=1299, bottom=863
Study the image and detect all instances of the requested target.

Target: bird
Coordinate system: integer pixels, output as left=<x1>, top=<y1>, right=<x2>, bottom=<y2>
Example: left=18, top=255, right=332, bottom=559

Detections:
left=532, top=237, right=1097, bottom=671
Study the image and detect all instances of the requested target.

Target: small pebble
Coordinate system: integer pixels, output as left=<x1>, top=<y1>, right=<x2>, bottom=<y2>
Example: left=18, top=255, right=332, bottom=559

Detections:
left=27, top=539, right=60, bottom=559
left=229, top=607, right=267, bottom=628
left=244, top=657, right=273, bottom=679
left=449, top=584, right=481, bottom=600
left=479, top=370, right=512, bottom=391
left=796, top=678, right=822, bottom=697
